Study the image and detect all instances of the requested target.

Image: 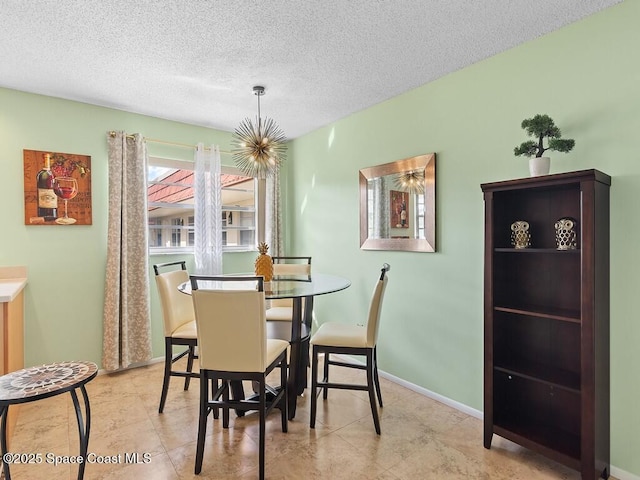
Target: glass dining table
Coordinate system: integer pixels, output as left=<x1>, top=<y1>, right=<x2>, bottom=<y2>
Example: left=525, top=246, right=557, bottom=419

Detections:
left=178, top=272, right=351, bottom=419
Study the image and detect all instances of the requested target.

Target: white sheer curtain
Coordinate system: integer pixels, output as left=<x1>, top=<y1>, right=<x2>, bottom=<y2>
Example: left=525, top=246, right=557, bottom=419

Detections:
left=265, top=168, right=283, bottom=256
left=103, top=131, right=152, bottom=371
left=194, top=143, right=222, bottom=274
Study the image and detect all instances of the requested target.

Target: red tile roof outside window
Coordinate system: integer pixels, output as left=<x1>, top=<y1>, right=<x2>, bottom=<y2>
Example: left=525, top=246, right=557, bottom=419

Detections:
left=148, top=170, right=249, bottom=210
left=147, top=164, right=256, bottom=251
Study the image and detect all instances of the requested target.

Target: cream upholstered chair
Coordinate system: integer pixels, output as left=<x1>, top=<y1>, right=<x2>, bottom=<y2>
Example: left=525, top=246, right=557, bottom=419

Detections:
left=153, top=261, right=199, bottom=414
left=190, top=275, right=288, bottom=480
left=265, top=256, right=312, bottom=323
left=309, top=263, right=390, bottom=434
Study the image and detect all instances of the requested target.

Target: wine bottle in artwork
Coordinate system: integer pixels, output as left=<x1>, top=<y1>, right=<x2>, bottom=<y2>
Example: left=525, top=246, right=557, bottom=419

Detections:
left=36, top=153, right=57, bottom=221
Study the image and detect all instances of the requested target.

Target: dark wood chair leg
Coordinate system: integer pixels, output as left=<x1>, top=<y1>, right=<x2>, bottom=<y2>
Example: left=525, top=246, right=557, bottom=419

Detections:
left=322, top=350, right=330, bottom=399
left=194, top=373, right=208, bottom=474
left=300, top=337, right=310, bottom=389
left=184, top=344, right=195, bottom=390
left=366, top=349, right=381, bottom=435
left=259, top=379, right=266, bottom=480
left=211, top=377, right=219, bottom=419
left=373, top=347, right=383, bottom=407
left=159, top=337, right=173, bottom=413
left=222, top=381, right=230, bottom=428
left=310, top=345, right=319, bottom=428
left=281, top=357, right=288, bottom=433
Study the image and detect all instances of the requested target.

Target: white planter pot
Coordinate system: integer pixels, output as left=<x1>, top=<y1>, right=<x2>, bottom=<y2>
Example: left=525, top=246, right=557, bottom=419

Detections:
left=529, top=157, right=550, bottom=177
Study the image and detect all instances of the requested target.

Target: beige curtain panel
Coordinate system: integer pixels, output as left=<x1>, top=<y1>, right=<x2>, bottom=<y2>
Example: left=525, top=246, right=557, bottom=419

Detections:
left=102, top=131, right=152, bottom=371
left=266, top=168, right=283, bottom=257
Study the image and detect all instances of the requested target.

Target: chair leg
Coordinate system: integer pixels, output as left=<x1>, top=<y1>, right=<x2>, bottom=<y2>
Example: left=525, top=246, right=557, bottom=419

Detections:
left=373, top=347, right=383, bottom=407
left=310, top=345, right=319, bottom=429
left=281, top=357, right=288, bottom=433
left=159, top=337, right=172, bottom=413
left=366, top=349, right=381, bottom=435
left=322, top=351, right=330, bottom=400
left=301, top=337, right=310, bottom=389
left=222, top=381, right=230, bottom=428
left=259, top=378, right=266, bottom=480
left=184, top=344, right=195, bottom=390
left=194, top=373, right=208, bottom=474
left=211, top=377, right=219, bottom=419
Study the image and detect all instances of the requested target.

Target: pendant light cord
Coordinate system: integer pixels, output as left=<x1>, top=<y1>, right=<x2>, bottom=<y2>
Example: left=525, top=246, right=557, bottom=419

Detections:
left=256, top=88, right=262, bottom=136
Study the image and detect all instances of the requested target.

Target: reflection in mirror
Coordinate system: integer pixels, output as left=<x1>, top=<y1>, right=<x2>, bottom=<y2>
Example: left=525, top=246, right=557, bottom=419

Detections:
left=359, top=153, right=435, bottom=252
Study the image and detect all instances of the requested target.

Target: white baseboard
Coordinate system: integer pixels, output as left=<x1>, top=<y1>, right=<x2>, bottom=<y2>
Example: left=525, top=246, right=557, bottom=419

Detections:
left=376, top=367, right=483, bottom=420
left=610, top=467, right=640, bottom=480
left=97, top=356, right=164, bottom=376
left=329, top=353, right=482, bottom=419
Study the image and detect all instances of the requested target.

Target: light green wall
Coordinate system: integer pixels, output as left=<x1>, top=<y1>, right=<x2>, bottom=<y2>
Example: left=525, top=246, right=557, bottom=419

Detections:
left=0, top=89, right=257, bottom=366
left=0, top=2, right=638, bottom=476
left=287, top=2, right=639, bottom=477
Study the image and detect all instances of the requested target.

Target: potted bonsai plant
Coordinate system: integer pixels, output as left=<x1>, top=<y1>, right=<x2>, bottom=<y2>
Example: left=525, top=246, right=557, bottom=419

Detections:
left=514, top=114, right=575, bottom=176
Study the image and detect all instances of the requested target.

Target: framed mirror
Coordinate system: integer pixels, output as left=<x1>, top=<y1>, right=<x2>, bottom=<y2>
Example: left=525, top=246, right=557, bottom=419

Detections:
left=359, top=153, right=435, bottom=252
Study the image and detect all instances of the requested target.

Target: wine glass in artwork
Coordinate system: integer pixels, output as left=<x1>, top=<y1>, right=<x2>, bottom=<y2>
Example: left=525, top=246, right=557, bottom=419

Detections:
left=53, top=177, right=78, bottom=225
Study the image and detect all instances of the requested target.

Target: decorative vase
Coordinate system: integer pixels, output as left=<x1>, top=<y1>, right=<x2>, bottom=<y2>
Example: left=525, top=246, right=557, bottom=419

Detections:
left=555, top=217, right=578, bottom=250
left=254, top=242, right=273, bottom=281
left=510, top=220, right=531, bottom=249
left=529, top=157, right=550, bottom=177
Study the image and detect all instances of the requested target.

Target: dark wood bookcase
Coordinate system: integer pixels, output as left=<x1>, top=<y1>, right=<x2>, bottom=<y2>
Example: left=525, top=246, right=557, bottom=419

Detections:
left=481, top=170, right=610, bottom=480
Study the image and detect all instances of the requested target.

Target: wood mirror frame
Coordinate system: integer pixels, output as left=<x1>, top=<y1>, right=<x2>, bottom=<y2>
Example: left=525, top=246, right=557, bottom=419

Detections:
left=359, top=153, right=435, bottom=252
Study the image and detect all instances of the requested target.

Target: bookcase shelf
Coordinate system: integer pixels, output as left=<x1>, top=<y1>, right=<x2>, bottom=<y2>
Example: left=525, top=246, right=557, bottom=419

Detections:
left=494, top=305, right=581, bottom=323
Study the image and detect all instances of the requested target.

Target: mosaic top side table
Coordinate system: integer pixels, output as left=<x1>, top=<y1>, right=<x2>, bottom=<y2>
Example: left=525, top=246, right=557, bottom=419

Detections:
left=0, top=361, right=98, bottom=480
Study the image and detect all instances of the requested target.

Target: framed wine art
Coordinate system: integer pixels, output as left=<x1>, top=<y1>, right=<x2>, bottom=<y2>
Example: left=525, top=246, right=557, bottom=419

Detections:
left=390, top=190, right=409, bottom=229
left=23, top=149, right=92, bottom=226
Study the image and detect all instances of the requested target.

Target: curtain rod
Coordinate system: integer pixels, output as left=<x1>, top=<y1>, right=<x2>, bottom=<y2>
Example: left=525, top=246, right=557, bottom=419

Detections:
left=107, top=131, right=232, bottom=155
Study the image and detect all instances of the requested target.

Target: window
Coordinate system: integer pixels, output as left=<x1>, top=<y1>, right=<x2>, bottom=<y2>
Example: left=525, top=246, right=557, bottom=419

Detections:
left=147, top=157, right=257, bottom=253
left=187, top=215, right=195, bottom=246
left=171, top=218, right=183, bottom=246
left=415, top=194, right=425, bottom=240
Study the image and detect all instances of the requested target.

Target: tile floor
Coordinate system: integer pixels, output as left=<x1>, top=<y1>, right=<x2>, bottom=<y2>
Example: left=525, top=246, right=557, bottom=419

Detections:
left=5, top=357, right=601, bottom=479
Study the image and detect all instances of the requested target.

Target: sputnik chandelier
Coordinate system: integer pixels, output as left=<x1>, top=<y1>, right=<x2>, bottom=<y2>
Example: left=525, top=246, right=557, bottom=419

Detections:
left=395, top=170, right=425, bottom=195
left=232, top=85, right=287, bottom=178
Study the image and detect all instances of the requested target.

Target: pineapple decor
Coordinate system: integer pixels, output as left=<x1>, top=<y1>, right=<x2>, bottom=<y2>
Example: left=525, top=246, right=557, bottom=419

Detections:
left=254, top=242, right=274, bottom=282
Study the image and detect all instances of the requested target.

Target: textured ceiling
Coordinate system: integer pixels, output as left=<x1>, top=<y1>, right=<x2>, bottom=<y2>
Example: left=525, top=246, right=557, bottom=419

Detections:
left=0, top=0, right=621, bottom=139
